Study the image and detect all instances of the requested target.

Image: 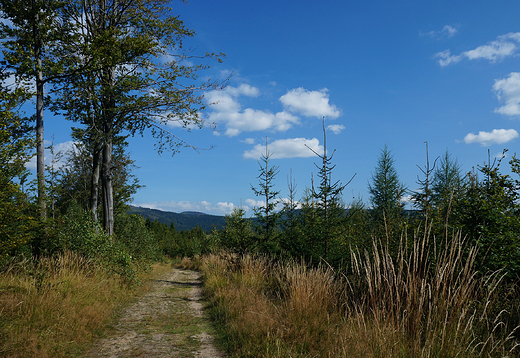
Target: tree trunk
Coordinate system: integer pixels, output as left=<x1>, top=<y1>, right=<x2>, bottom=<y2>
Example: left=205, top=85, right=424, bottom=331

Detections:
left=101, top=65, right=116, bottom=237
left=102, top=136, right=113, bottom=236
left=90, top=141, right=101, bottom=222
left=33, top=7, right=46, bottom=220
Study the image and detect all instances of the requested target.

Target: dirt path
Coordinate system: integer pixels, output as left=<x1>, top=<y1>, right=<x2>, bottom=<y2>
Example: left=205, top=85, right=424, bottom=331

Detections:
left=85, top=268, right=224, bottom=358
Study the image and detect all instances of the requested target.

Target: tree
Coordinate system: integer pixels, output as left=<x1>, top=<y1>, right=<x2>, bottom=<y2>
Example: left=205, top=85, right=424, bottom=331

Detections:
left=456, top=152, right=520, bottom=278
left=431, top=149, right=464, bottom=232
left=50, top=137, right=141, bottom=218
left=368, top=144, right=406, bottom=242
left=251, top=138, right=280, bottom=253
left=280, top=169, right=302, bottom=257
left=50, top=0, right=226, bottom=235
left=307, top=119, right=353, bottom=260
left=411, top=142, right=439, bottom=225
left=218, top=208, right=254, bottom=255
left=0, top=0, right=78, bottom=219
left=0, top=81, right=37, bottom=259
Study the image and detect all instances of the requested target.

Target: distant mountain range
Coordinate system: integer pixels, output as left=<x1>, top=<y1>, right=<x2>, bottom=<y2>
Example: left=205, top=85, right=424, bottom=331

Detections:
left=129, top=206, right=226, bottom=232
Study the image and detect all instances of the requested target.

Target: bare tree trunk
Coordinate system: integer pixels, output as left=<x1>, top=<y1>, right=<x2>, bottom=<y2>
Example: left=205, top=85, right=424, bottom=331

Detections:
left=33, top=8, right=46, bottom=220
left=90, top=141, right=101, bottom=222
left=102, top=136, right=113, bottom=236
left=101, top=64, right=115, bottom=237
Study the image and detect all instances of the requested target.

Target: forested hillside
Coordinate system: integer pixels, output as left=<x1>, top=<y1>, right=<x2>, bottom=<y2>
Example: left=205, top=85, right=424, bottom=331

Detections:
left=129, top=206, right=225, bottom=231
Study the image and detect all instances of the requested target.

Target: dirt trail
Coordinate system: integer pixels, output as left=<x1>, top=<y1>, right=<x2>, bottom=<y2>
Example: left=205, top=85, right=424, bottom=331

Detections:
left=85, top=268, right=224, bottom=358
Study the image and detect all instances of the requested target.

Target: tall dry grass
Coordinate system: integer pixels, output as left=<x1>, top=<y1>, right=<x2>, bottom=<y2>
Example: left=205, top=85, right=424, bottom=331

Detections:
left=0, top=251, right=162, bottom=357
left=201, top=233, right=520, bottom=357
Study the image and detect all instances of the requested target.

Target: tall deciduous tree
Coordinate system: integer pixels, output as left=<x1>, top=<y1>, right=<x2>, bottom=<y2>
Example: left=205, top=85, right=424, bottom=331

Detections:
left=0, top=0, right=78, bottom=219
left=51, top=0, right=226, bottom=235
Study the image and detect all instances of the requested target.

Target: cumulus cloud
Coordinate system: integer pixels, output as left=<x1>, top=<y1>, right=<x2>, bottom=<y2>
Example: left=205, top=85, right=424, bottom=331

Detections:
left=327, top=124, right=345, bottom=134
left=493, top=72, right=520, bottom=116
left=136, top=200, right=237, bottom=215
left=243, top=137, right=323, bottom=159
left=435, top=32, right=520, bottom=67
left=242, top=138, right=256, bottom=144
left=210, top=109, right=299, bottom=136
left=423, top=25, right=458, bottom=39
left=280, top=88, right=341, bottom=118
left=245, top=198, right=265, bottom=209
left=206, top=84, right=300, bottom=136
left=464, top=129, right=519, bottom=146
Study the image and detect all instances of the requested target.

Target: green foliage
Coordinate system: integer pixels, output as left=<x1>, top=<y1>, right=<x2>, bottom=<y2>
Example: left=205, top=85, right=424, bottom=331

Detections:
left=306, top=122, right=350, bottom=262
left=114, top=212, right=160, bottom=266
left=279, top=171, right=304, bottom=258
left=48, top=139, right=141, bottom=217
left=454, top=153, right=520, bottom=278
left=0, top=85, right=38, bottom=261
left=217, top=208, right=255, bottom=255
left=251, top=140, right=281, bottom=254
left=368, top=144, right=406, bottom=246
left=0, top=0, right=78, bottom=81
left=146, top=219, right=214, bottom=258
left=43, top=207, right=161, bottom=284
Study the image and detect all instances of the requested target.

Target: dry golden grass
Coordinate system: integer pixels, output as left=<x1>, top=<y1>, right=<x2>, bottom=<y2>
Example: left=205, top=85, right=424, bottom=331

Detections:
left=201, top=234, right=520, bottom=357
left=0, top=252, right=168, bottom=358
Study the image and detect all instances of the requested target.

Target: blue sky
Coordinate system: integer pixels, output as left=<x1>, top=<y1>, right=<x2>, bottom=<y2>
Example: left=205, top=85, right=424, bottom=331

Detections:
left=33, top=0, right=520, bottom=216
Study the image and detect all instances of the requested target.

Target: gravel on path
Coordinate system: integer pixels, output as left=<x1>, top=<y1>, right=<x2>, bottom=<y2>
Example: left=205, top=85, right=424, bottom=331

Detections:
left=85, top=268, right=224, bottom=358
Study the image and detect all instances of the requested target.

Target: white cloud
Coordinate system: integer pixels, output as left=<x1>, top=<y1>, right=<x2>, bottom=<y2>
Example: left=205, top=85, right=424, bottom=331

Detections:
left=435, top=32, right=520, bottom=66
left=136, top=200, right=237, bottom=215
left=423, top=25, right=458, bottom=39
left=464, top=129, right=518, bottom=146
left=434, top=49, right=462, bottom=66
left=206, top=84, right=300, bottom=136
left=245, top=198, right=265, bottom=209
left=242, top=138, right=256, bottom=144
left=280, top=88, right=341, bottom=118
left=243, top=137, right=323, bottom=159
left=493, top=72, right=520, bottom=116
left=327, top=124, right=345, bottom=134
left=210, top=109, right=300, bottom=137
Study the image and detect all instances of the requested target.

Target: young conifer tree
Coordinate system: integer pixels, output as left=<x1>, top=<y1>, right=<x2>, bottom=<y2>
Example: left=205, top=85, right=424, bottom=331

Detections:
left=308, top=119, right=353, bottom=261
left=368, top=144, right=406, bottom=245
left=251, top=138, right=280, bottom=254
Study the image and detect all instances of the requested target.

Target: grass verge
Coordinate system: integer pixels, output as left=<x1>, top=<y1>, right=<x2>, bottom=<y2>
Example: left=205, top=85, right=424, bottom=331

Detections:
left=201, top=235, right=520, bottom=357
left=0, top=251, right=170, bottom=358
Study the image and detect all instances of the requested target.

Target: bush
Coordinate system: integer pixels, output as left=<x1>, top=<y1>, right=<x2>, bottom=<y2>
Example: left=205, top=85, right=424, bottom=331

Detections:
left=50, top=208, right=143, bottom=284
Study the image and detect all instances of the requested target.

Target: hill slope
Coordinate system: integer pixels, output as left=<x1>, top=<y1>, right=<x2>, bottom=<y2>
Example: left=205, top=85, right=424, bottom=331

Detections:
left=129, top=206, right=226, bottom=232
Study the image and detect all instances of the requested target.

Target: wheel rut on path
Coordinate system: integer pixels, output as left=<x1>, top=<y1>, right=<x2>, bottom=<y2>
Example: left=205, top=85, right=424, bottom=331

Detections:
left=85, top=268, right=224, bottom=358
